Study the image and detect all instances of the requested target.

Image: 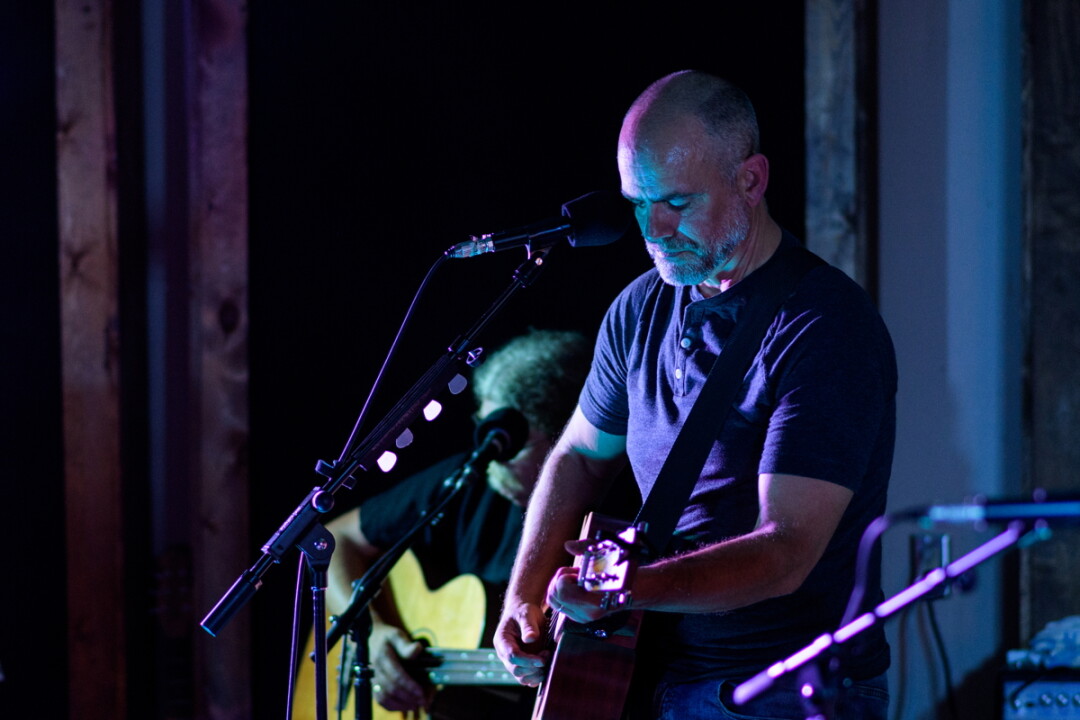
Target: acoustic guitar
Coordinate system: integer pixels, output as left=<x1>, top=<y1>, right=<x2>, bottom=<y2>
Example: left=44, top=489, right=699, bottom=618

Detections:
left=292, top=548, right=517, bottom=720
left=531, top=513, right=647, bottom=720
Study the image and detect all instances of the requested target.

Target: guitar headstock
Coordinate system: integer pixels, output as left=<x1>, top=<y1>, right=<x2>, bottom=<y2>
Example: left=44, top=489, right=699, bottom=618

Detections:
left=576, top=519, right=647, bottom=611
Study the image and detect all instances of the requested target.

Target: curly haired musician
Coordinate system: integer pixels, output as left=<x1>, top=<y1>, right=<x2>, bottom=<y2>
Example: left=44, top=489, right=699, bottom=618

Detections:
left=321, top=329, right=599, bottom=719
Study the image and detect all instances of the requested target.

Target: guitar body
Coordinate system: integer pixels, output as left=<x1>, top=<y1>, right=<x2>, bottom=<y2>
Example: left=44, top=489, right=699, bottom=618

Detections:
left=531, top=611, right=643, bottom=720
left=532, top=513, right=646, bottom=720
left=292, top=548, right=489, bottom=720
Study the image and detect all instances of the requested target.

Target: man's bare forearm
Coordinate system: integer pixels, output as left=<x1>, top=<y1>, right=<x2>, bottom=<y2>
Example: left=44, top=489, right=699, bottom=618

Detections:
left=505, top=443, right=622, bottom=608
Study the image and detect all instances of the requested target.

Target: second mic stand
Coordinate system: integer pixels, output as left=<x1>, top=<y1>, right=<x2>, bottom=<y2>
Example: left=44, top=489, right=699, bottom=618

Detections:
left=326, top=448, right=496, bottom=719
left=732, top=519, right=1041, bottom=719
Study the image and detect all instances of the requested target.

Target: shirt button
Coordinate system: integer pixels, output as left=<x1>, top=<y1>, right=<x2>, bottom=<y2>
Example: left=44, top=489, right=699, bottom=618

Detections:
left=675, top=368, right=683, bottom=379
left=680, top=337, right=692, bottom=349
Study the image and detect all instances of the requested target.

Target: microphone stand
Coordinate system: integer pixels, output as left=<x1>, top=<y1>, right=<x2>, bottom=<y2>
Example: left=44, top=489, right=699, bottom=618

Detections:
left=200, top=250, right=551, bottom=720
left=732, top=519, right=1044, bottom=719
left=328, top=447, right=496, bottom=719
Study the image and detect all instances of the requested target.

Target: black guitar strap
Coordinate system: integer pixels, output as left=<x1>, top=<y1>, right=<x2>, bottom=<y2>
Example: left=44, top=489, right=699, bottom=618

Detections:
left=634, top=245, right=825, bottom=558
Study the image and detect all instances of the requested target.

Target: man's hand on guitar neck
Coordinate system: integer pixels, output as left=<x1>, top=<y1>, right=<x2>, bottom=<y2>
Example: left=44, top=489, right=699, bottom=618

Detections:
left=368, top=622, right=436, bottom=715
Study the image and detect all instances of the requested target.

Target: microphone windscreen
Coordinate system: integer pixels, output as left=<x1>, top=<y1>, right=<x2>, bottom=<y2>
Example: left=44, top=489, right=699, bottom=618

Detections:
left=473, top=407, right=529, bottom=461
left=561, top=191, right=632, bottom=248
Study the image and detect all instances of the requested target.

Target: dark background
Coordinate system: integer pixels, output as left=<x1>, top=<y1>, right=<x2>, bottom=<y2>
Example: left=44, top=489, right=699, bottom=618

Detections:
left=1, top=3, right=804, bottom=716
left=1, top=1, right=64, bottom=715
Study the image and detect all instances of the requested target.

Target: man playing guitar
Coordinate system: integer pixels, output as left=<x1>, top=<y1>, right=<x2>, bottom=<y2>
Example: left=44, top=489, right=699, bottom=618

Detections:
left=495, top=71, right=897, bottom=720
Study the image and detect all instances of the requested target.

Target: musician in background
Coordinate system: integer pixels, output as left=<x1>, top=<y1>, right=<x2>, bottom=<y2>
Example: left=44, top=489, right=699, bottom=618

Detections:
left=322, top=328, right=598, bottom=718
left=495, top=71, right=896, bottom=719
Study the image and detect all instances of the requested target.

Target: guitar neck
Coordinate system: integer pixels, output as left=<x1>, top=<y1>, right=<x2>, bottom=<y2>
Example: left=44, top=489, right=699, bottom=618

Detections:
left=420, top=648, right=517, bottom=686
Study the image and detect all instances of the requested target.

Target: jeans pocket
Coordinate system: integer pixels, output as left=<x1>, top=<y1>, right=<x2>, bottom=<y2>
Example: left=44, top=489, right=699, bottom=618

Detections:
left=714, top=680, right=809, bottom=720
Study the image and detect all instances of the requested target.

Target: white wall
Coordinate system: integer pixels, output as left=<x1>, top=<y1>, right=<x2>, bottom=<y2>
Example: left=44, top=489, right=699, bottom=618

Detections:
left=877, top=0, right=1022, bottom=718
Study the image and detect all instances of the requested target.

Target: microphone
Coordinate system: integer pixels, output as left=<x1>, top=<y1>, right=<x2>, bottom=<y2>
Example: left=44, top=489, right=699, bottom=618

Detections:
left=445, top=191, right=630, bottom=259
left=468, top=407, right=529, bottom=466
left=918, top=492, right=1080, bottom=525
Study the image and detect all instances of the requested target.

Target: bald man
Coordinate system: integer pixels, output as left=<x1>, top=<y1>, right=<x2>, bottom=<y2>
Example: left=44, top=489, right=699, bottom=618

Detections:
left=495, top=71, right=896, bottom=720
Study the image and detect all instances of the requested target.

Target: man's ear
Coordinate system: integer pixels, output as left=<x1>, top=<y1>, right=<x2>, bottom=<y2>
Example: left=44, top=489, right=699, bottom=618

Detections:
left=737, top=153, right=770, bottom=207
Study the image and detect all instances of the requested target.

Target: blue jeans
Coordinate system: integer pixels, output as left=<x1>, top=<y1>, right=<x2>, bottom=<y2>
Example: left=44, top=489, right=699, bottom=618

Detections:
left=652, top=672, right=888, bottom=720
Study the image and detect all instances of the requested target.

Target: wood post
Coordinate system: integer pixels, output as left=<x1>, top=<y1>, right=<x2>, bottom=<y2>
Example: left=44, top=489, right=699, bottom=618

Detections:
left=805, top=0, right=877, bottom=294
left=1020, top=0, right=1080, bottom=642
left=55, top=1, right=126, bottom=717
left=187, top=2, right=252, bottom=716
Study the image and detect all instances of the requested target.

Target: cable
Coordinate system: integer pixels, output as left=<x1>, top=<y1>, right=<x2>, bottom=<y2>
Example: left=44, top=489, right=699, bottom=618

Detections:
left=337, top=253, right=449, bottom=462
left=286, top=556, right=306, bottom=720
left=335, top=638, right=353, bottom=720
left=842, top=506, right=928, bottom=626
left=888, top=604, right=911, bottom=720
left=925, top=600, right=959, bottom=720
left=842, top=514, right=894, bottom=626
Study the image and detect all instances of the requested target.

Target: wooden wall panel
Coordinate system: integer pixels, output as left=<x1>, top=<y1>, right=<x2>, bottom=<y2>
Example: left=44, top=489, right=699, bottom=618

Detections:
left=55, top=1, right=126, bottom=718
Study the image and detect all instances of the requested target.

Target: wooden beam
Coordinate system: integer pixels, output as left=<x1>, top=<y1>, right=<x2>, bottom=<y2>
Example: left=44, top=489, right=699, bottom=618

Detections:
left=55, top=1, right=126, bottom=718
left=187, top=1, right=252, bottom=716
left=805, top=0, right=877, bottom=294
left=1021, top=0, right=1080, bottom=642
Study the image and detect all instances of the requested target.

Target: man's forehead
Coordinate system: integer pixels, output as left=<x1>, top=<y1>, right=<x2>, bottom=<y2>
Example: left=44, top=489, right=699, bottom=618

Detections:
left=620, top=111, right=713, bottom=162
left=618, top=133, right=711, bottom=195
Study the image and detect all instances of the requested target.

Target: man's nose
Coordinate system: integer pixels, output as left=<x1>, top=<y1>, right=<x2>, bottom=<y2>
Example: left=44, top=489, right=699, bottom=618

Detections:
left=641, top=204, right=677, bottom=243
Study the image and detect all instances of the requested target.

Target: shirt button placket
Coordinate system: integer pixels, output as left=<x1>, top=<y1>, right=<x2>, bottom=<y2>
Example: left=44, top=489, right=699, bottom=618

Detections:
left=676, top=332, right=694, bottom=394
left=677, top=301, right=701, bottom=396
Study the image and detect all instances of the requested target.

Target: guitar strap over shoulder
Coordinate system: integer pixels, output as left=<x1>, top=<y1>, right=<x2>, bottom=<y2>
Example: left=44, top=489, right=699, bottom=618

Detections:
left=634, top=245, right=825, bottom=558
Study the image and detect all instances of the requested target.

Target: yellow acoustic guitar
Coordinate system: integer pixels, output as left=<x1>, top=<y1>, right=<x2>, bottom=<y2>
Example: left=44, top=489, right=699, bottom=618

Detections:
left=292, top=548, right=516, bottom=720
